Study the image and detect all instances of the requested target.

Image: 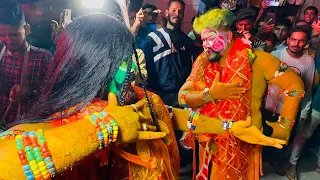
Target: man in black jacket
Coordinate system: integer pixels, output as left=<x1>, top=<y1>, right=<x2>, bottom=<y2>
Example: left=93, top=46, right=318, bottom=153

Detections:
left=142, top=0, right=193, bottom=107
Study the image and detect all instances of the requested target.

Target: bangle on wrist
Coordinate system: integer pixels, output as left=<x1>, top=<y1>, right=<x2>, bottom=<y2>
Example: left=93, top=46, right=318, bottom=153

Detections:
left=187, top=109, right=200, bottom=131
left=222, top=119, right=234, bottom=131
left=277, top=116, right=294, bottom=130
left=202, top=88, right=215, bottom=103
left=180, top=90, right=189, bottom=108
left=15, top=129, right=56, bottom=180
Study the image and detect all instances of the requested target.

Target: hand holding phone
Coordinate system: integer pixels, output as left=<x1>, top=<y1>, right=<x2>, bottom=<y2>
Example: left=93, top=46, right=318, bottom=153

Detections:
left=265, top=0, right=280, bottom=7
left=60, top=9, right=72, bottom=28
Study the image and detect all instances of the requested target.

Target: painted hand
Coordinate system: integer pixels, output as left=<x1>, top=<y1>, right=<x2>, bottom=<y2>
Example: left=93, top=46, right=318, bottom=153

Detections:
left=266, top=121, right=291, bottom=143
left=230, top=117, right=286, bottom=149
left=209, top=71, right=246, bottom=100
left=105, top=93, right=166, bottom=144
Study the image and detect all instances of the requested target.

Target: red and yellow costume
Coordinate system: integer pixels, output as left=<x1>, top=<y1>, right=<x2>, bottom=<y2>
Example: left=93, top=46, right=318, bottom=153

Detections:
left=180, top=8, right=305, bottom=180
left=185, top=39, right=260, bottom=180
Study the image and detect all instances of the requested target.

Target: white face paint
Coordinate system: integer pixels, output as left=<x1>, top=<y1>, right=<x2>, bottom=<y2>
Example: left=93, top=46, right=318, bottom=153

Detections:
left=201, top=29, right=228, bottom=61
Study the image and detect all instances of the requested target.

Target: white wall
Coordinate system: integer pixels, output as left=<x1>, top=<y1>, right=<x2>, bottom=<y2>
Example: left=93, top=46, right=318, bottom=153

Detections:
left=143, top=0, right=200, bottom=34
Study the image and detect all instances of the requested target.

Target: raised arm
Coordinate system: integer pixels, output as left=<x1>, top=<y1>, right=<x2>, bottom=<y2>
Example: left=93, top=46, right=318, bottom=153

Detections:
left=254, top=50, right=304, bottom=141
left=0, top=99, right=165, bottom=179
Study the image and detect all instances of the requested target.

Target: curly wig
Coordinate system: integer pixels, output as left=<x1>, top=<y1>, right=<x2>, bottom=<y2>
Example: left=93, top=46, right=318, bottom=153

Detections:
left=193, top=8, right=235, bottom=34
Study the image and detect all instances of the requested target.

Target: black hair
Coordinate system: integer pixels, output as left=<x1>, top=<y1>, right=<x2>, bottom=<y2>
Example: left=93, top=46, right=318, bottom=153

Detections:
left=21, top=14, right=135, bottom=123
left=294, top=20, right=309, bottom=27
left=275, top=18, right=292, bottom=30
left=132, top=45, right=160, bottom=131
left=289, top=25, right=311, bottom=41
left=304, top=6, right=319, bottom=15
left=258, top=32, right=278, bottom=45
left=167, top=0, right=185, bottom=9
left=142, top=4, right=157, bottom=11
left=191, top=13, right=202, bottom=25
left=236, top=8, right=256, bottom=22
left=0, top=1, right=26, bottom=27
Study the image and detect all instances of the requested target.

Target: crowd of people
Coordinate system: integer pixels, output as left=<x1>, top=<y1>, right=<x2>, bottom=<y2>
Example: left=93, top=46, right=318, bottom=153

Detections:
left=0, top=0, right=319, bottom=180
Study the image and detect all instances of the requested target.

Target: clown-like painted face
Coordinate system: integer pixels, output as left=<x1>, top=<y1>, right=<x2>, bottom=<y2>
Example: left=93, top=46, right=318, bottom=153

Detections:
left=201, top=28, right=228, bottom=62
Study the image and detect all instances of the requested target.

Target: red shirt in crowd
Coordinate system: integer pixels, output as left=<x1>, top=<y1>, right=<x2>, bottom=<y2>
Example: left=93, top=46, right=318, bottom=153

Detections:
left=0, top=44, right=53, bottom=123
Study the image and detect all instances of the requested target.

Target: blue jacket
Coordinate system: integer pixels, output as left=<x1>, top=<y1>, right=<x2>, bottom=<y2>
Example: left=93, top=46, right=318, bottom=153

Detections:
left=135, top=24, right=157, bottom=50
left=142, top=27, right=193, bottom=105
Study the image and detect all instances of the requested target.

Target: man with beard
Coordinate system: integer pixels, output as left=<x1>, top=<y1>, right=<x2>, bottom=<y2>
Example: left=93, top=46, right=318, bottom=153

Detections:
left=265, top=26, right=315, bottom=180
left=266, top=25, right=314, bottom=128
left=142, top=0, right=192, bottom=107
left=178, top=8, right=304, bottom=180
left=0, top=2, right=52, bottom=126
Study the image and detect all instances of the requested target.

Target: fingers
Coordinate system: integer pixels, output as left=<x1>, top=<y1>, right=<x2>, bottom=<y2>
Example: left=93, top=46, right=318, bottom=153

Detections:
left=212, top=71, right=220, bottom=84
left=138, top=131, right=166, bottom=140
left=268, top=137, right=286, bottom=145
left=137, top=111, right=151, bottom=121
left=233, top=116, right=252, bottom=128
left=136, top=8, right=144, bottom=20
left=137, top=8, right=143, bottom=15
left=253, top=129, right=284, bottom=148
left=257, top=140, right=284, bottom=149
left=108, top=93, right=118, bottom=106
left=266, top=19, right=272, bottom=24
left=224, top=87, right=246, bottom=96
left=133, top=99, right=147, bottom=110
left=9, top=84, right=20, bottom=102
left=141, top=123, right=157, bottom=131
left=243, top=116, right=252, bottom=127
left=153, top=9, right=161, bottom=14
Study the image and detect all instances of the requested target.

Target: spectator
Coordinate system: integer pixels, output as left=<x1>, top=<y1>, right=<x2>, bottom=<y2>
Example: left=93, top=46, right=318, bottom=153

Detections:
left=265, top=25, right=315, bottom=137
left=263, top=26, right=315, bottom=176
left=273, top=18, right=292, bottom=50
left=283, top=0, right=306, bottom=17
left=303, top=6, right=319, bottom=25
left=285, top=50, right=320, bottom=180
left=131, top=4, right=161, bottom=49
left=250, top=0, right=264, bottom=15
left=235, top=8, right=256, bottom=32
left=294, top=20, right=309, bottom=27
left=0, top=2, right=53, bottom=127
left=256, top=7, right=278, bottom=36
left=220, top=0, right=237, bottom=11
left=142, top=0, right=193, bottom=107
left=198, top=0, right=219, bottom=14
left=21, top=2, right=53, bottom=51
left=304, top=30, right=320, bottom=58
left=257, top=32, right=278, bottom=52
left=254, top=0, right=270, bottom=27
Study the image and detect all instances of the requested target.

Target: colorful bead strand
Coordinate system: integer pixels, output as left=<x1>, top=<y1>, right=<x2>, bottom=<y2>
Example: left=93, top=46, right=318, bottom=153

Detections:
left=191, top=110, right=200, bottom=130
left=23, top=132, right=42, bottom=180
left=36, top=129, right=55, bottom=178
left=16, top=135, right=34, bottom=180
left=0, top=129, right=24, bottom=140
left=277, top=116, right=294, bottom=130
left=180, top=90, right=189, bottom=108
left=110, top=119, right=118, bottom=143
left=284, top=90, right=305, bottom=98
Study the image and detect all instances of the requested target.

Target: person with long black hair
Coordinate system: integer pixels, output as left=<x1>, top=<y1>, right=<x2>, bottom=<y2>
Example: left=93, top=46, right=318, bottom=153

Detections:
left=0, top=6, right=287, bottom=180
